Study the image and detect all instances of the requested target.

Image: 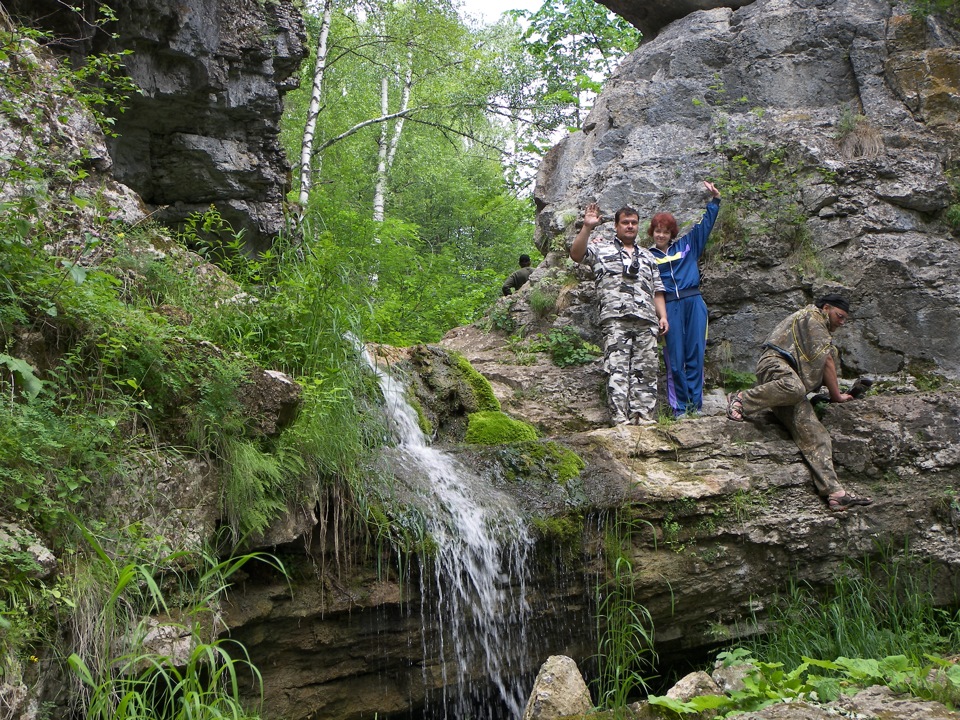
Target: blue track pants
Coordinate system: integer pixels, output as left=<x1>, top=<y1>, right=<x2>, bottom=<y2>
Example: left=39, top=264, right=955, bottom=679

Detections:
left=662, top=294, right=708, bottom=416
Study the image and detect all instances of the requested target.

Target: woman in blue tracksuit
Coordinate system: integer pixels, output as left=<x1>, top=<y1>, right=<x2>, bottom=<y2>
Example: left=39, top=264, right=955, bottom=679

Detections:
left=648, top=181, right=721, bottom=417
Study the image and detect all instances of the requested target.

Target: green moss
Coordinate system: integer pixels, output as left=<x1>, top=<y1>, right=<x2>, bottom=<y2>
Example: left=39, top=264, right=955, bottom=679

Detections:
left=406, top=387, right=433, bottom=437
left=494, top=440, right=585, bottom=484
left=366, top=503, right=439, bottom=558
left=451, top=352, right=500, bottom=412
left=545, top=441, right=586, bottom=484
left=531, top=514, right=584, bottom=545
left=465, top=411, right=538, bottom=444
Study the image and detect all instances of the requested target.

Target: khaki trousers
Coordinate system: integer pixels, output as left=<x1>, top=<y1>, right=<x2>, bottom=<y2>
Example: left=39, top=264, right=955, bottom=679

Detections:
left=741, top=354, right=843, bottom=497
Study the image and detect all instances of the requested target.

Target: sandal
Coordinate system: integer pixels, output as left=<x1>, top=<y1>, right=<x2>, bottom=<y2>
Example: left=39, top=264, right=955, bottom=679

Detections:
left=828, top=493, right=873, bottom=512
left=726, top=391, right=744, bottom=422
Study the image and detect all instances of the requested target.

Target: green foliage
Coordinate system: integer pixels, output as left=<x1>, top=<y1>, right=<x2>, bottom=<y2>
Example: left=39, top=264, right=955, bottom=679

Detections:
left=464, top=411, right=538, bottom=444
left=944, top=167, right=960, bottom=230
left=64, top=526, right=281, bottom=720
left=721, top=367, right=757, bottom=391
left=746, top=551, right=960, bottom=667
left=0, top=394, right=119, bottom=534
left=904, top=0, right=960, bottom=26
left=528, top=286, right=558, bottom=319
left=946, top=203, right=960, bottom=229
left=487, top=304, right=519, bottom=334
left=509, top=0, right=641, bottom=134
left=906, top=361, right=947, bottom=391
left=452, top=353, right=501, bottom=412
left=528, top=327, right=601, bottom=367
left=650, top=649, right=960, bottom=717
left=699, top=81, right=823, bottom=273
left=0, top=9, right=140, bottom=138
left=282, top=2, right=536, bottom=343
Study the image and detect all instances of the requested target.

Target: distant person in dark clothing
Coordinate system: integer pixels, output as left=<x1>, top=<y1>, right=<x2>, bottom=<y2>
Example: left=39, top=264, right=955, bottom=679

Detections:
left=502, top=254, right=534, bottom=296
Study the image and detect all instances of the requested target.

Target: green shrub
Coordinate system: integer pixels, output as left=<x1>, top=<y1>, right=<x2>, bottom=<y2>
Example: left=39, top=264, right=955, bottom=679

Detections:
left=528, top=286, right=558, bottom=319
left=464, top=411, right=538, bottom=444
left=529, top=327, right=600, bottom=367
left=488, top=305, right=518, bottom=334
left=721, top=368, right=757, bottom=391
left=945, top=204, right=960, bottom=230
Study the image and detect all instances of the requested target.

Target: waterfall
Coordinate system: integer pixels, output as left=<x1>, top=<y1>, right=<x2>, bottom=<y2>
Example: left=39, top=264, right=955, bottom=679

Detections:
left=367, top=350, right=534, bottom=719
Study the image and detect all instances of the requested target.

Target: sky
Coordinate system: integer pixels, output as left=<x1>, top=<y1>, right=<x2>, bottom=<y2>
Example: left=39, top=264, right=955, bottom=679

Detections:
left=457, top=0, right=542, bottom=26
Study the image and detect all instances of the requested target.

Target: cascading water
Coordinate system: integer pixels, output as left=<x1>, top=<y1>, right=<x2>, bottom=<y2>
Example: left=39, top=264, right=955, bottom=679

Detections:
left=367, top=350, right=534, bottom=719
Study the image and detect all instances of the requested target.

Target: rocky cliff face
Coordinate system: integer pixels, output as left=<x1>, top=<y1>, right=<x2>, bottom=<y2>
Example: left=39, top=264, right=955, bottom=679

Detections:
left=534, top=0, right=960, bottom=381
left=4, top=0, right=306, bottom=252
left=6, top=1, right=960, bottom=719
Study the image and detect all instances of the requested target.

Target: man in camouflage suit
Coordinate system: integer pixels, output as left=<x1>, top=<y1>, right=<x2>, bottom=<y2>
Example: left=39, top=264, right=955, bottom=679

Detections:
left=726, top=294, right=872, bottom=512
left=570, top=202, right=669, bottom=425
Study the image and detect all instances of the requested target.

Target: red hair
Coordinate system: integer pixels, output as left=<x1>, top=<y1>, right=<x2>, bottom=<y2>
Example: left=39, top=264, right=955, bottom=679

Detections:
left=648, top=212, right=678, bottom=239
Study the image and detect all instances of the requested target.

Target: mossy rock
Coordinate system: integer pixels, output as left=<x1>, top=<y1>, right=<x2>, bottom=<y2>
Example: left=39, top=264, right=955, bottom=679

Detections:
left=451, top=352, right=500, bottom=413
left=405, top=386, right=434, bottom=437
left=496, top=440, right=585, bottom=485
left=531, top=514, right=584, bottom=545
left=465, top=411, right=538, bottom=444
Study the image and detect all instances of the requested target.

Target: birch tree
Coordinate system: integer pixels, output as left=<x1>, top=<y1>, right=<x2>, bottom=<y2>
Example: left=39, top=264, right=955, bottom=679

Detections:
left=298, top=0, right=334, bottom=206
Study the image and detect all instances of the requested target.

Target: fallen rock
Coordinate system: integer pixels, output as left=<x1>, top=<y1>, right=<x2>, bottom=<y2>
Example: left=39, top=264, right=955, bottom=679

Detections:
left=522, top=655, right=593, bottom=720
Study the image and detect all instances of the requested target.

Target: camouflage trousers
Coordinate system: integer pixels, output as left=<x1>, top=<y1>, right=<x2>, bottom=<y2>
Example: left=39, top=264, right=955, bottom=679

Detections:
left=601, top=319, right=659, bottom=424
left=741, top=354, right=844, bottom=497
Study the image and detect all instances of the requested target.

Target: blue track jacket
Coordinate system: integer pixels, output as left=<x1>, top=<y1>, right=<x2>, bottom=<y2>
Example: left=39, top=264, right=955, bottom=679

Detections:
left=649, top=198, right=721, bottom=296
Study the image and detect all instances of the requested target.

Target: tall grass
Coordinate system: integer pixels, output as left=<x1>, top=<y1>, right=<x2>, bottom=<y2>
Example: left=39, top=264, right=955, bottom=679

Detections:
left=747, top=548, right=960, bottom=667
left=67, top=525, right=282, bottom=720
left=593, top=512, right=658, bottom=713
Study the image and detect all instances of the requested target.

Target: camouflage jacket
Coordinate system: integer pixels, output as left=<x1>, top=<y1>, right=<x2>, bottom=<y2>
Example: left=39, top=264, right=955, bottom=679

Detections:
left=582, top=238, right=665, bottom=326
left=762, top=304, right=837, bottom=392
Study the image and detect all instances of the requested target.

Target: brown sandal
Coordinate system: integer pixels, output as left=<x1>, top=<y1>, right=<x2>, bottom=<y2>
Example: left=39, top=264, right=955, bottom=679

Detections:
left=726, top=391, right=744, bottom=421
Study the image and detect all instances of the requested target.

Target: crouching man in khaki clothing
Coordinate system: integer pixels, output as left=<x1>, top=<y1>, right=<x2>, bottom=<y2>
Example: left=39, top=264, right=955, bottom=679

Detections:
left=726, top=294, right=872, bottom=512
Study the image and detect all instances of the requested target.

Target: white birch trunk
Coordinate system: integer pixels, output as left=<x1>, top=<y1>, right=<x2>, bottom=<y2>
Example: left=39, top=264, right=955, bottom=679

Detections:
left=297, top=0, right=334, bottom=207
left=372, top=75, right=390, bottom=224
left=372, top=50, right=413, bottom=223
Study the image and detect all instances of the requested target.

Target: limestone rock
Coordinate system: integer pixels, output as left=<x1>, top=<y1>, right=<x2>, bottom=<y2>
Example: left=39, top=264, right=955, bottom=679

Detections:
left=106, top=454, right=218, bottom=554
left=0, top=523, right=57, bottom=580
left=666, top=671, right=721, bottom=702
left=238, top=369, right=303, bottom=438
left=6, top=0, right=307, bottom=252
left=522, top=655, right=593, bottom=720
left=595, top=0, right=756, bottom=39
left=711, top=659, right=754, bottom=693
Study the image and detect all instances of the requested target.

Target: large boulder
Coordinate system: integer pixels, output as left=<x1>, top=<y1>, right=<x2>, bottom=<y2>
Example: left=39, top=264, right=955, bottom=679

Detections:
left=522, top=655, right=593, bottom=720
left=595, top=0, right=756, bottom=39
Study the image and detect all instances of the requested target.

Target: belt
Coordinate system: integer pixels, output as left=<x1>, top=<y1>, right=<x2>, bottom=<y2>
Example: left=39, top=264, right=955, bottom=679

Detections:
left=761, top=342, right=800, bottom=373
